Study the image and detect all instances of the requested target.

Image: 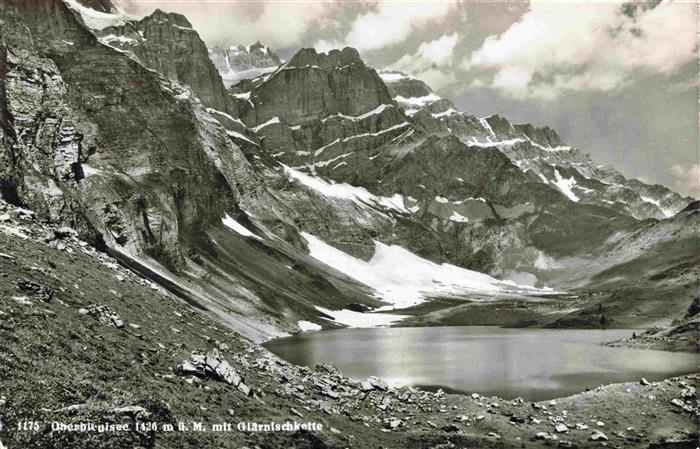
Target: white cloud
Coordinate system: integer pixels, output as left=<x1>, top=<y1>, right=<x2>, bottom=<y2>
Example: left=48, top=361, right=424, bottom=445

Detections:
left=315, top=1, right=456, bottom=52
left=248, top=2, right=334, bottom=48
left=465, top=1, right=698, bottom=100
left=670, top=163, right=700, bottom=197
left=314, top=38, right=344, bottom=54
left=415, top=69, right=457, bottom=91
left=389, top=34, right=459, bottom=90
left=118, top=0, right=335, bottom=49
left=395, top=33, right=459, bottom=68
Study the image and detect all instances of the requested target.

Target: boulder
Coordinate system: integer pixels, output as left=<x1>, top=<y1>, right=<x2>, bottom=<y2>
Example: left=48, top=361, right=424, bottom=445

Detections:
left=181, top=349, right=247, bottom=393
left=109, top=406, right=149, bottom=418
left=237, top=382, right=251, bottom=396
left=535, top=432, right=558, bottom=441
left=555, top=423, right=569, bottom=433
left=387, top=419, right=402, bottom=430
left=359, top=380, right=374, bottom=392
left=368, top=376, right=388, bottom=391
left=205, top=349, right=242, bottom=386
left=54, top=226, right=78, bottom=239
left=316, top=363, right=342, bottom=377
left=17, top=281, right=53, bottom=302
left=80, top=304, right=124, bottom=328
left=590, top=430, right=608, bottom=441
left=181, top=360, right=204, bottom=375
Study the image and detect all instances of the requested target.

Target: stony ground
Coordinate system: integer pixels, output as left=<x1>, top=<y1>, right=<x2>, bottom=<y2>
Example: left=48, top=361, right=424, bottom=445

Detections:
left=0, top=201, right=698, bottom=449
left=607, top=317, right=699, bottom=353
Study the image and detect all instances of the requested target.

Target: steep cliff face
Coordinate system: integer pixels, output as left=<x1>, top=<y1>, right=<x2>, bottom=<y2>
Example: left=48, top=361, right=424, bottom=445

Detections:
left=245, top=48, right=394, bottom=126
left=82, top=8, right=232, bottom=112
left=209, top=41, right=281, bottom=87
left=0, top=0, right=383, bottom=338
left=1, top=2, right=243, bottom=266
left=234, top=49, right=414, bottom=187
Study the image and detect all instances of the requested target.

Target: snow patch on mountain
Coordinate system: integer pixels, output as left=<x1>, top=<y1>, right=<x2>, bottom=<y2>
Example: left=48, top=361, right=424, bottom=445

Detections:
left=283, top=166, right=410, bottom=213
left=378, top=71, right=410, bottom=83
left=393, top=93, right=441, bottom=115
left=99, top=34, right=139, bottom=46
left=524, top=136, right=572, bottom=153
left=640, top=195, right=661, bottom=207
left=449, top=211, right=469, bottom=223
left=640, top=195, right=676, bottom=218
left=315, top=306, right=407, bottom=328
left=313, top=122, right=411, bottom=156
left=321, top=104, right=393, bottom=123
left=297, top=320, right=322, bottom=332
left=432, top=108, right=460, bottom=118
left=224, top=66, right=277, bottom=87
left=302, top=232, right=530, bottom=310
left=479, top=118, right=496, bottom=138
left=251, top=117, right=280, bottom=132
left=225, top=130, right=258, bottom=146
left=222, top=214, right=263, bottom=240
left=553, top=169, right=580, bottom=202
left=64, top=0, right=134, bottom=30
left=465, top=137, right=526, bottom=148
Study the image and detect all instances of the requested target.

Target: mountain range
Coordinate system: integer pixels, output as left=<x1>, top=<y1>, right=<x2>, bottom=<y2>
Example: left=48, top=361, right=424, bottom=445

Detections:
left=1, top=2, right=699, bottom=448
left=1, top=0, right=697, bottom=342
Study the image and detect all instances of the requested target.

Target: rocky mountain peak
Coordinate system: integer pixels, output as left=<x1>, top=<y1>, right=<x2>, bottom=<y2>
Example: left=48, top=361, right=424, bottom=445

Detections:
left=378, top=70, right=440, bottom=115
left=92, top=7, right=231, bottom=112
left=209, top=40, right=281, bottom=88
left=144, top=8, right=193, bottom=28
left=483, top=114, right=515, bottom=136
left=242, top=46, right=393, bottom=126
left=287, top=47, right=364, bottom=71
left=513, top=123, right=563, bottom=148
left=248, top=41, right=270, bottom=53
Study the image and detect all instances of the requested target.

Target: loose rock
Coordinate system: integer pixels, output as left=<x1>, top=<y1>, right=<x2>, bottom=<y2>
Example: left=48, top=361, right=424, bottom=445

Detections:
left=590, top=430, right=608, bottom=441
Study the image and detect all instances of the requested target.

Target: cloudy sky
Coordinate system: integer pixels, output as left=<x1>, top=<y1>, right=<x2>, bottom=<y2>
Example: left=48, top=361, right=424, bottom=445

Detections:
left=116, top=0, right=699, bottom=197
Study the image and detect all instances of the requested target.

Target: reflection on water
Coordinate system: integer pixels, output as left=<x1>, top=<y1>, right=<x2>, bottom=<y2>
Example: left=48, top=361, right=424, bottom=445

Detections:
left=264, top=326, right=699, bottom=401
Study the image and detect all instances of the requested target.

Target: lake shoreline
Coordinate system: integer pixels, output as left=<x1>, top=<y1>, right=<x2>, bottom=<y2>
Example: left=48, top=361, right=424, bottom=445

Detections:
left=265, top=326, right=699, bottom=402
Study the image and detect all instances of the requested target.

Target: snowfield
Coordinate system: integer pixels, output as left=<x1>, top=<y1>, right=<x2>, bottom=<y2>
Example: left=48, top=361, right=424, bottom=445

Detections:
left=222, top=214, right=263, bottom=240
left=297, top=320, right=322, bottom=332
left=64, top=0, right=134, bottom=30
left=553, top=169, right=580, bottom=202
left=283, top=165, right=410, bottom=213
left=302, top=232, right=537, bottom=310
left=314, top=306, right=407, bottom=328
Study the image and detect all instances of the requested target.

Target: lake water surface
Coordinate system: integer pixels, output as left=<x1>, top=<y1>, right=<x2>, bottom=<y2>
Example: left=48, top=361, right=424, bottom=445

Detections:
left=265, top=326, right=699, bottom=401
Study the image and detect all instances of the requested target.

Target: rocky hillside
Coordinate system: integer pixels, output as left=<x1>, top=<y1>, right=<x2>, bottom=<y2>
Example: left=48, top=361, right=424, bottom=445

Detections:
left=0, top=0, right=398, bottom=340
left=209, top=41, right=281, bottom=87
